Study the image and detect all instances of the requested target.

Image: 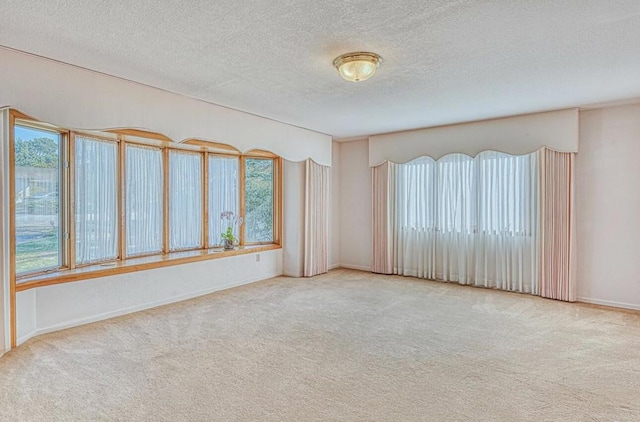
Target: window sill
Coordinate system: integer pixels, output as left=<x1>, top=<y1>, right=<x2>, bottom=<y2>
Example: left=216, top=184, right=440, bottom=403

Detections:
left=15, top=244, right=281, bottom=292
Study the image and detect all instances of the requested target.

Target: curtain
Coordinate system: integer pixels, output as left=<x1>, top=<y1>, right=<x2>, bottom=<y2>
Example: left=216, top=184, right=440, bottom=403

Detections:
left=473, top=151, right=539, bottom=293
left=126, top=145, right=163, bottom=256
left=303, top=160, right=329, bottom=277
left=169, top=151, right=202, bottom=250
left=372, top=161, right=396, bottom=274
left=75, top=136, right=118, bottom=264
left=540, top=148, right=576, bottom=301
left=208, top=156, right=240, bottom=247
left=390, top=151, right=540, bottom=294
left=393, top=157, right=437, bottom=278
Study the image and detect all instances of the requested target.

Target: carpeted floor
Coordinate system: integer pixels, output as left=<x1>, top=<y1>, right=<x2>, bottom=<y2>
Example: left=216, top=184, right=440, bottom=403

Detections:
left=1, top=269, right=639, bottom=421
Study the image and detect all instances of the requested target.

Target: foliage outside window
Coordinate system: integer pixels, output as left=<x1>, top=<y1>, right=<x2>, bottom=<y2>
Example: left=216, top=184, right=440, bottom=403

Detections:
left=244, top=158, right=274, bottom=243
left=14, top=125, right=62, bottom=274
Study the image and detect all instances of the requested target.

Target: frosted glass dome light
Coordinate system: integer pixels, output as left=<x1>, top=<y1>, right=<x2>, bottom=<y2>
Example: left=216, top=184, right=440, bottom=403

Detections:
left=333, top=52, right=382, bottom=82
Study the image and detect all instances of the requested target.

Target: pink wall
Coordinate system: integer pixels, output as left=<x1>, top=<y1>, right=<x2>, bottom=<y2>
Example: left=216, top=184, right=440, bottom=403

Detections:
left=576, top=104, right=640, bottom=309
left=338, top=139, right=372, bottom=271
left=330, top=142, right=341, bottom=268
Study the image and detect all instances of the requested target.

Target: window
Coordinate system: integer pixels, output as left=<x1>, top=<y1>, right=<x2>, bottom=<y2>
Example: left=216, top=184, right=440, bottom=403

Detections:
left=11, top=112, right=281, bottom=286
left=208, top=156, right=239, bottom=247
left=244, top=158, right=274, bottom=243
left=14, top=124, right=63, bottom=275
left=169, top=150, right=203, bottom=250
left=399, top=151, right=537, bottom=236
left=126, top=145, right=163, bottom=256
left=74, top=136, right=118, bottom=264
left=398, top=157, right=436, bottom=231
left=476, top=151, right=536, bottom=236
left=392, top=150, right=539, bottom=291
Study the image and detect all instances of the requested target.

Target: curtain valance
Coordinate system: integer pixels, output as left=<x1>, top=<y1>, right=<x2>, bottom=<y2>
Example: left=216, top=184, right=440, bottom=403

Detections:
left=368, top=109, right=578, bottom=167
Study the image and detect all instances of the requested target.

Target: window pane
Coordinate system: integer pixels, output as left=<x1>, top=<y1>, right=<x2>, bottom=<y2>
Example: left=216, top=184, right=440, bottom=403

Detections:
left=75, top=136, right=118, bottom=264
left=14, top=125, right=61, bottom=274
left=245, top=158, right=273, bottom=243
left=126, top=145, right=163, bottom=256
left=169, top=151, right=202, bottom=250
left=208, top=156, right=239, bottom=247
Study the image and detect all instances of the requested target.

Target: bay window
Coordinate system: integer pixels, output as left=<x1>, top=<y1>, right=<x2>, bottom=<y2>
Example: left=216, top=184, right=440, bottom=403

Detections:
left=10, top=111, right=281, bottom=287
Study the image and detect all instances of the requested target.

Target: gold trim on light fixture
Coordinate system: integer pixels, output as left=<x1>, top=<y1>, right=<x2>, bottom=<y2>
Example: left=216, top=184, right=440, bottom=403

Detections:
left=333, top=52, right=382, bottom=82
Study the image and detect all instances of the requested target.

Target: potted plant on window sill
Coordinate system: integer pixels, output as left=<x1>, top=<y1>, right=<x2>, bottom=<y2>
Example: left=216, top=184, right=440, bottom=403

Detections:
left=220, top=211, right=243, bottom=250
left=221, top=227, right=236, bottom=250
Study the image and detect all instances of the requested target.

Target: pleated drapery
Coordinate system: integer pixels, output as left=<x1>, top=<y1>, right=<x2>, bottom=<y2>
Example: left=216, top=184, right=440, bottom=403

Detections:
left=372, top=161, right=396, bottom=274
left=540, top=148, right=577, bottom=302
left=374, top=151, right=541, bottom=295
left=372, top=148, right=577, bottom=301
left=303, top=159, right=329, bottom=277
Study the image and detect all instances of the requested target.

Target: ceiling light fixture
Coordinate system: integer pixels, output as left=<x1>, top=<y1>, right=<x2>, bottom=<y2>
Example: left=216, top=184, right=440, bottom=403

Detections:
left=333, top=52, right=382, bottom=82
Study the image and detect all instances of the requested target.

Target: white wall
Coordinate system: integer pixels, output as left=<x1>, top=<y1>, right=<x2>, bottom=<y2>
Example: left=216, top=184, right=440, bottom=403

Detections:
left=338, top=139, right=372, bottom=271
left=329, top=142, right=341, bottom=269
left=0, top=47, right=332, bottom=165
left=576, top=105, right=640, bottom=309
left=16, top=249, right=282, bottom=344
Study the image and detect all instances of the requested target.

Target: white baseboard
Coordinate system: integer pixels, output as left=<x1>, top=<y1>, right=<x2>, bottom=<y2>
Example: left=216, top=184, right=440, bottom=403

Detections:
left=328, top=263, right=341, bottom=270
left=338, top=264, right=372, bottom=272
left=577, top=297, right=640, bottom=311
left=19, top=271, right=281, bottom=346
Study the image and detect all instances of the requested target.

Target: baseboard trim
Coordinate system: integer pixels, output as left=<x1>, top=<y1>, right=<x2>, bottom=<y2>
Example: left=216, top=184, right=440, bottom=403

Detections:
left=328, top=263, right=341, bottom=270
left=577, top=297, right=640, bottom=311
left=338, top=264, right=372, bottom=272
left=19, top=271, right=281, bottom=346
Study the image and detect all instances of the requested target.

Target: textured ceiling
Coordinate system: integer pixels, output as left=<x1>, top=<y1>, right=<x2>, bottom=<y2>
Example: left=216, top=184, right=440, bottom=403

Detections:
left=1, top=0, right=640, bottom=138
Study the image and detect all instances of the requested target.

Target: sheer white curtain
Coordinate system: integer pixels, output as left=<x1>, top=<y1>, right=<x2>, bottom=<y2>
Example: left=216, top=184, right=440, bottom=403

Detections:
left=126, top=145, right=163, bottom=256
left=393, top=151, right=539, bottom=294
left=75, top=136, right=118, bottom=264
left=393, top=157, right=438, bottom=279
left=169, top=151, right=202, bottom=250
left=208, top=156, right=239, bottom=247
left=473, top=151, right=539, bottom=293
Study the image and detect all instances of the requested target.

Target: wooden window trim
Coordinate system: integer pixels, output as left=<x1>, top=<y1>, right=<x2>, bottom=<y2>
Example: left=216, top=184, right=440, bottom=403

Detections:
left=14, top=244, right=281, bottom=292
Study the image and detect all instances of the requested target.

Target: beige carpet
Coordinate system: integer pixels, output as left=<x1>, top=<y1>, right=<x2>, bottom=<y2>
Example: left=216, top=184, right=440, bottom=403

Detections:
left=1, top=269, right=639, bottom=421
